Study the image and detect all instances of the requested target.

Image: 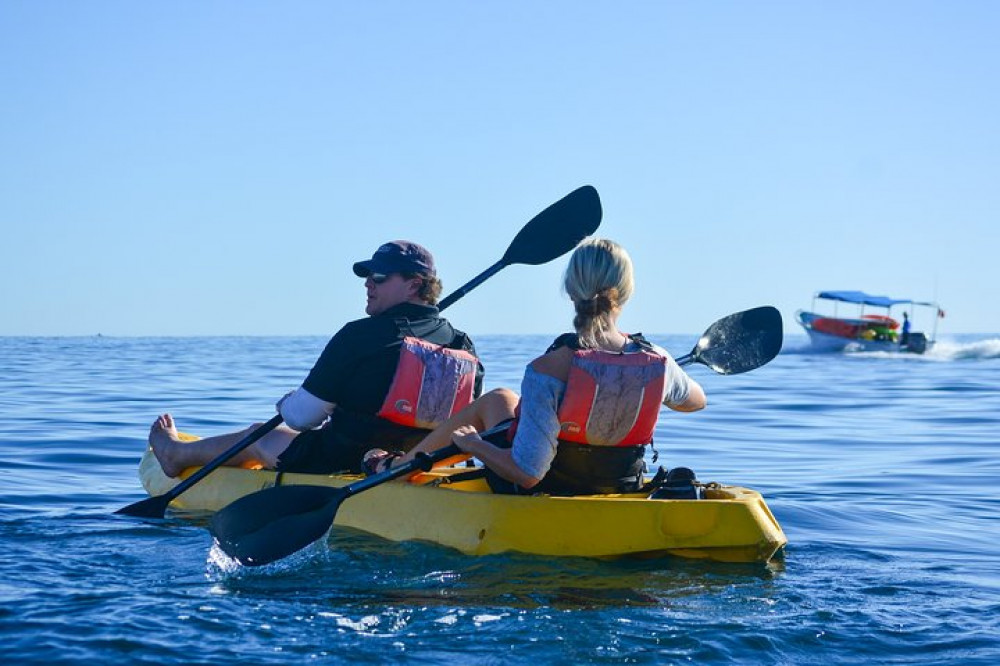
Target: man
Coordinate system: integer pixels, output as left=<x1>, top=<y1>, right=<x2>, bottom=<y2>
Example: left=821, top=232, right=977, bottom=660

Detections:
left=149, top=241, right=483, bottom=476
left=900, top=311, right=911, bottom=347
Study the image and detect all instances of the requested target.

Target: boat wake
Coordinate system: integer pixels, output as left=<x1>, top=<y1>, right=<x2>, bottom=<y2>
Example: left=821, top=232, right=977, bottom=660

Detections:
left=925, top=338, right=1000, bottom=361
left=781, top=337, right=1000, bottom=360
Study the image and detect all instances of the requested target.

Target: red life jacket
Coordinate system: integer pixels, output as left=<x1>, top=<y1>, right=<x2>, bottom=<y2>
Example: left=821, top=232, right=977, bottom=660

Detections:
left=556, top=346, right=667, bottom=447
left=376, top=336, right=478, bottom=429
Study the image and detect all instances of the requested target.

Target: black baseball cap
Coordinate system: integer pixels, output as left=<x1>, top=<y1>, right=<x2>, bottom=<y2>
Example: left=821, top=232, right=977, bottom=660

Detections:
left=353, top=241, right=437, bottom=278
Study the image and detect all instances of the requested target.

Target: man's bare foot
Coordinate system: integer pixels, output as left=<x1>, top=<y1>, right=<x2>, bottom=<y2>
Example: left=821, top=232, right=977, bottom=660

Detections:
left=148, top=413, right=186, bottom=477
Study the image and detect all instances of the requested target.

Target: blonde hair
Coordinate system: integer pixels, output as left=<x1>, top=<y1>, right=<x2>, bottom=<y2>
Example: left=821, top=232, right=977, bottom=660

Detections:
left=563, top=238, right=634, bottom=348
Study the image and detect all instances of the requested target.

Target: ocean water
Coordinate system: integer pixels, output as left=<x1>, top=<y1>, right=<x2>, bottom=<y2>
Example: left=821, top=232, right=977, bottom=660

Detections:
left=1, top=333, right=999, bottom=664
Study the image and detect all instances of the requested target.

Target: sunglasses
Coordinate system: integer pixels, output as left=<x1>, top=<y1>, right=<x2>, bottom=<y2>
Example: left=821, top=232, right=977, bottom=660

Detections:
left=369, top=273, right=392, bottom=284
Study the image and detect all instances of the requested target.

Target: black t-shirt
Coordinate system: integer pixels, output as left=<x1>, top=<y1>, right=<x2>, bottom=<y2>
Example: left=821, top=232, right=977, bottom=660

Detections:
left=301, top=302, right=483, bottom=416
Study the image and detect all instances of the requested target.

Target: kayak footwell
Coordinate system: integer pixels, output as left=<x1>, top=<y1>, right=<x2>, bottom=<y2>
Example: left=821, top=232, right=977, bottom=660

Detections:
left=138, top=445, right=787, bottom=564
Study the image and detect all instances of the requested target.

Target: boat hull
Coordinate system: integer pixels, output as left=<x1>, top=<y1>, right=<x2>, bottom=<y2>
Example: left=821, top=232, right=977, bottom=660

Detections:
left=139, top=448, right=787, bottom=564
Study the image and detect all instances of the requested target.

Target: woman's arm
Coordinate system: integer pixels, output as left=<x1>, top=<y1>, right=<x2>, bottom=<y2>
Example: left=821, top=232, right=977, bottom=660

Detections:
left=448, top=352, right=569, bottom=489
left=667, top=376, right=706, bottom=412
left=451, top=425, right=542, bottom=488
left=656, top=345, right=707, bottom=413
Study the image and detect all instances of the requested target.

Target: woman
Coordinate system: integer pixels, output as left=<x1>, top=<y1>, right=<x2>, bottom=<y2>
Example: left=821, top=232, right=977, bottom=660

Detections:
left=381, top=238, right=706, bottom=495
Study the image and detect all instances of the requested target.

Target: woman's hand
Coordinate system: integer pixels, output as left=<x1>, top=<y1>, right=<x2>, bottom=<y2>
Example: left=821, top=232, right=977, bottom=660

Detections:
left=451, top=424, right=483, bottom=452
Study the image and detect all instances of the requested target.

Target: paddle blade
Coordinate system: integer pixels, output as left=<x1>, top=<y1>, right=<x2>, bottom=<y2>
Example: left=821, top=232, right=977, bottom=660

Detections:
left=209, top=485, right=347, bottom=567
left=691, top=306, right=783, bottom=375
left=500, top=185, right=602, bottom=266
left=115, top=493, right=171, bottom=519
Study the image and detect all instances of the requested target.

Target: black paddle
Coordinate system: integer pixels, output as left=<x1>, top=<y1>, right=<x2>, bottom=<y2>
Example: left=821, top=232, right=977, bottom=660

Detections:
left=208, top=305, right=784, bottom=567
left=114, top=185, right=603, bottom=519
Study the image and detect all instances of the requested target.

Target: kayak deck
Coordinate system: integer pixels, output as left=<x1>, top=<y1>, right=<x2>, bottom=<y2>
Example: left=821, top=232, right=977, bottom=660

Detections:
left=139, top=447, right=787, bottom=564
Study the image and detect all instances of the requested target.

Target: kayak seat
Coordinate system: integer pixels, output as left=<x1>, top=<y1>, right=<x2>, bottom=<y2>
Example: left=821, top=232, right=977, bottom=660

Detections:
left=648, top=466, right=702, bottom=500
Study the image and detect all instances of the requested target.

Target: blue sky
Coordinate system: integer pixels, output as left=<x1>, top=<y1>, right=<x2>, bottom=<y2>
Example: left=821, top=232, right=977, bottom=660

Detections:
left=2, top=2, right=997, bottom=337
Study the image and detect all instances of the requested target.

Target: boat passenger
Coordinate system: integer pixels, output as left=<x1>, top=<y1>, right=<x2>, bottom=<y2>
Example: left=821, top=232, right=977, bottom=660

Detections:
left=148, top=241, right=484, bottom=477
left=900, top=312, right=911, bottom=346
left=378, top=238, right=706, bottom=496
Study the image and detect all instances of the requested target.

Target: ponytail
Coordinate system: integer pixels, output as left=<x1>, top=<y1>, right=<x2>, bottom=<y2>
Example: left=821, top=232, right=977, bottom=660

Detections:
left=563, top=239, right=634, bottom=348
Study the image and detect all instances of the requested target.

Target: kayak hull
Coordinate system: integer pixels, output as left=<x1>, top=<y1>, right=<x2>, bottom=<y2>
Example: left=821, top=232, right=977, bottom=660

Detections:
left=139, top=447, right=787, bottom=564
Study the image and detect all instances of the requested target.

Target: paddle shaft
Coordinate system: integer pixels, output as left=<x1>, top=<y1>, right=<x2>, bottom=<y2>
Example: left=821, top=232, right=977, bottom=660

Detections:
left=437, top=260, right=504, bottom=311
left=340, top=440, right=470, bottom=499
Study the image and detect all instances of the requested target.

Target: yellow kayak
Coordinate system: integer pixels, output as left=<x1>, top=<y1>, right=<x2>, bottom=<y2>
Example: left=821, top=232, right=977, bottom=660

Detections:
left=139, top=446, right=786, bottom=564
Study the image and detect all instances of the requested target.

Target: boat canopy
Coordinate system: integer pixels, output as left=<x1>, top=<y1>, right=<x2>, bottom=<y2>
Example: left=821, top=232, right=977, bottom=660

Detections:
left=815, top=291, right=938, bottom=309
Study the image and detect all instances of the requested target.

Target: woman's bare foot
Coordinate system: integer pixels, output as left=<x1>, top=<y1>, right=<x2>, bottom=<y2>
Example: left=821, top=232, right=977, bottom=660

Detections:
left=148, top=413, right=187, bottom=477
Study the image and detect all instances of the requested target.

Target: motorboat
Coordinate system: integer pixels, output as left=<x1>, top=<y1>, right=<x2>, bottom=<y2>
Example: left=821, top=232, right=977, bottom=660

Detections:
left=796, top=290, right=944, bottom=354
